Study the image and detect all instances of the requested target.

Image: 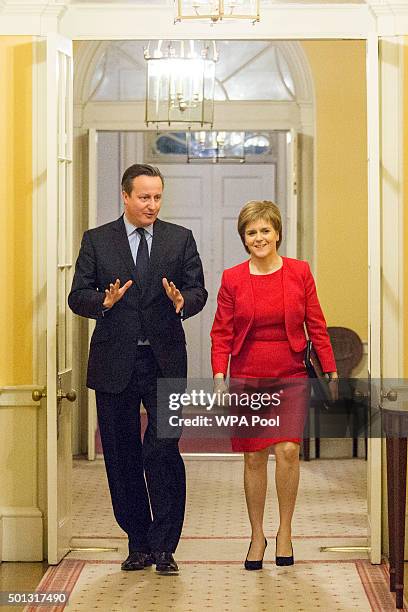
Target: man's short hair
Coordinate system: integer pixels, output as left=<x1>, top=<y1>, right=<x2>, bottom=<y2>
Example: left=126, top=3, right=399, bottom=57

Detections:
left=121, top=164, right=165, bottom=196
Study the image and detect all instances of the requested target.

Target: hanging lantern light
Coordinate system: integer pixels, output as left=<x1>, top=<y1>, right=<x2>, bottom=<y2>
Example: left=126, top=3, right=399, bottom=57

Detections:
left=175, top=0, right=260, bottom=23
left=144, top=40, right=218, bottom=127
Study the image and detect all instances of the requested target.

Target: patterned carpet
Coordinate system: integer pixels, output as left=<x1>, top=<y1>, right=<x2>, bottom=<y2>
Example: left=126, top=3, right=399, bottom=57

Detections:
left=22, top=457, right=405, bottom=611
left=72, top=457, right=367, bottom=539
left=24, top=559, right=407, bottom=612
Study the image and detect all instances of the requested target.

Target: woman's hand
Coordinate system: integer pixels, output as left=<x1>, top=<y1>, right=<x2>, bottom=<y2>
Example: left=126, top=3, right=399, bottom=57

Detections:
left=103, top=278, right=133, bottom=308
left=213, top=374, right=229, bottom=407
left=326, top=372, right=339, bottom=402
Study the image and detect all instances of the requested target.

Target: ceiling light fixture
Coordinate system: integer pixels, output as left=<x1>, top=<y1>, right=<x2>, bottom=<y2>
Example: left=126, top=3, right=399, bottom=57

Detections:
left=175, top=0, right=260, bottom=24
left=144, top=40, right=218, bottom=127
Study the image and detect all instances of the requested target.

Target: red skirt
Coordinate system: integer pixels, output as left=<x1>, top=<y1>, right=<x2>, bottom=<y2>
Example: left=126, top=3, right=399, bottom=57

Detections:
left=229, top=339, right=309, bottom=452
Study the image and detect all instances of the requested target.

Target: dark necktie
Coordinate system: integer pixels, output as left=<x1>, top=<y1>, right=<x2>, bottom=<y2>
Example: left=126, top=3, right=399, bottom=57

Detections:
left=136, top=227, right=149, bottom=285
left=135, top=228, right=149, bottom=342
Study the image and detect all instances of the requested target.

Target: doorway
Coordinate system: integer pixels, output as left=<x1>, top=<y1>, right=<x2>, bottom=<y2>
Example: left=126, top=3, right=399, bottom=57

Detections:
left=86, top=126, right=295, bottom=455
left=92, top=128, right=294, bottom=380
left=66, top=41, right=376, bottom=564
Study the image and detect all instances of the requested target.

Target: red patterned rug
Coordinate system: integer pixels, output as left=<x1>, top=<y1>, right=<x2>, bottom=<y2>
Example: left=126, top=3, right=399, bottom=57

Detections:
left=356, top=561, right=408, bottom=611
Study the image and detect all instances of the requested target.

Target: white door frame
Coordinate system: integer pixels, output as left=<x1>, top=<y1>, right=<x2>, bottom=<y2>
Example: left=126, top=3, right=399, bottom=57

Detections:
left=23, top=3, right=399, bottom=565
left=366, top=32, right=382, bottom=565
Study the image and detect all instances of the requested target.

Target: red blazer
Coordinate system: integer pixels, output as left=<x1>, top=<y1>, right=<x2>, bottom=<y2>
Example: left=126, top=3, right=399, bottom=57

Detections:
left=210, top=257, right=336, bottom=376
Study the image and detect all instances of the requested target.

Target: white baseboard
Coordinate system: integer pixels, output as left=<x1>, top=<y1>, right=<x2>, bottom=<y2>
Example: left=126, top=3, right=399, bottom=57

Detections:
left=0, top=506, right=43, bottom=561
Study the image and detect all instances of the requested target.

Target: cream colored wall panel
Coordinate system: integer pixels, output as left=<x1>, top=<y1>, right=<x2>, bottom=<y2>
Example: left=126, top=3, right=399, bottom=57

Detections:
left=0, top=507, right=43, bottom=561
left=0, top=386, right=37, bottom=407
left=0, top=406, right=39, bottom=508
left=0, top=388, right=43, bottom=561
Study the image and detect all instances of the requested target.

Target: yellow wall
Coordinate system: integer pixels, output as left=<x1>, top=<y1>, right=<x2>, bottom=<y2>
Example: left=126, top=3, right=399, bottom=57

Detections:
left=0, top=37, right=33, bottom=385
left=302, top=41, right=368, bottom=341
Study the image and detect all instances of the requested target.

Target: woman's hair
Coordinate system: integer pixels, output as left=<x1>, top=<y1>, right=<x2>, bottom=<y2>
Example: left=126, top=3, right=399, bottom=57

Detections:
left=237, top=200, right=282, bottom=253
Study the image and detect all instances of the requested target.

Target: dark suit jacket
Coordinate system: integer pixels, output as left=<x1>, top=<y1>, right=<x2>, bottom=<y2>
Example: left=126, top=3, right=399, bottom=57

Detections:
left=68, top=216, right=208, bottom=393
left=210, top=257, right=336, bottom=376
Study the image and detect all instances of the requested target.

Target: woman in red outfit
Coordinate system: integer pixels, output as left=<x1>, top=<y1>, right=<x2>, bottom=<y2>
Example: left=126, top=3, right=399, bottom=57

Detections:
left=210, top=201, right=337, bottom=570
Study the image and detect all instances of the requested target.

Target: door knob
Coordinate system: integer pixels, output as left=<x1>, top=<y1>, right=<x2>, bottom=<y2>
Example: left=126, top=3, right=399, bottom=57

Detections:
left=57, top=389, right=77, bottom=402
left=381, top=389, right=398, bottom=402
left=32, top=388, right=47, bottom=402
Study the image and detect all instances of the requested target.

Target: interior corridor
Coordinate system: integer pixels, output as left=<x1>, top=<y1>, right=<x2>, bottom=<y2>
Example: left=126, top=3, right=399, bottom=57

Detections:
left=7, top=456, right=404, bottom=612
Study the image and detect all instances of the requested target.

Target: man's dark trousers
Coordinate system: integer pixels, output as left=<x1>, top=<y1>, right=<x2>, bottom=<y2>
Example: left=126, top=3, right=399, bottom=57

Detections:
left=95, top=345, right=186, bottom=554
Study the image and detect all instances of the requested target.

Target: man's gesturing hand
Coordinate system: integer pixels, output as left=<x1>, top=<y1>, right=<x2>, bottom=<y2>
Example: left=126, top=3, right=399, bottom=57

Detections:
left=103, top=278, right=133, bottom=309
left=162, top=278, right=185, bottom=314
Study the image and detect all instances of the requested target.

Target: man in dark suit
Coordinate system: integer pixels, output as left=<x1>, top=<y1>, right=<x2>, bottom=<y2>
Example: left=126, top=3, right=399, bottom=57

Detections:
left=68, top=164, right=207, bottom=575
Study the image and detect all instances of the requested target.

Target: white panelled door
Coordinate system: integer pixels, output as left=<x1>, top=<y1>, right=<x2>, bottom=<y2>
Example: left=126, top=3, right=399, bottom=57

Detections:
left=159, top=163, right=277, bottom=380
left=158, top=164, right=213, bottom=379
left=46, top=33, right=75, bottom=564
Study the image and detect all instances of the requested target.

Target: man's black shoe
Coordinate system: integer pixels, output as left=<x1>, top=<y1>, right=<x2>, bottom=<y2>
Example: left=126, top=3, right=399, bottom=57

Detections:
left=121, top=551, right=153, bottom=571
left=154, top=552, right=179, bottom=575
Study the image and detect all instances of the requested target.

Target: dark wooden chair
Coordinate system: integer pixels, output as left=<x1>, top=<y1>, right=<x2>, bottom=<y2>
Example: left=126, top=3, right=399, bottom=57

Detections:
left=302, top=326, right=365, bottom=461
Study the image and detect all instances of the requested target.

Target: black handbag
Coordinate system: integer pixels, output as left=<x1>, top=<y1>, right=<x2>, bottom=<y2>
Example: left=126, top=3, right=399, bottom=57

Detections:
left=304, top=340, right=334, bottom=404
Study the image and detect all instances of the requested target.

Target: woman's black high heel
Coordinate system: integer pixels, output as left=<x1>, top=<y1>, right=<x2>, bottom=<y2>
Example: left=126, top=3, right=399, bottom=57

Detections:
left=244, top=538, right=267, bottom=570
left=275, top=536, right=294, bottom=566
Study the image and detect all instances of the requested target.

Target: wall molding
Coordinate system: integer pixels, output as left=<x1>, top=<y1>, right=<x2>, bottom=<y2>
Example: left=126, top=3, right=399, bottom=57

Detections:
left=1, top=1, right=408, bottom=37
left=0, top=385, right=40, bottom=407
left=0, top=3, right=382, bottom=38
left=0, top=506, right=43, bottom=561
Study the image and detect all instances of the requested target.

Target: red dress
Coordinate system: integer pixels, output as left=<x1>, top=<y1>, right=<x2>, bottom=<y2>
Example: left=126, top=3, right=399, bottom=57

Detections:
left=230, top=268, right=308, bottom=452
